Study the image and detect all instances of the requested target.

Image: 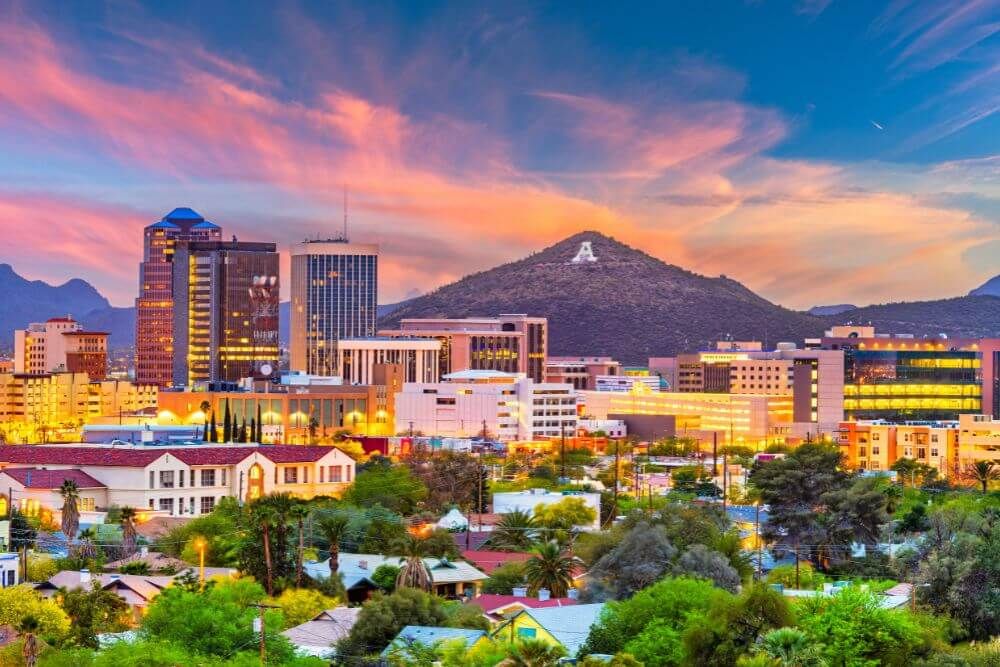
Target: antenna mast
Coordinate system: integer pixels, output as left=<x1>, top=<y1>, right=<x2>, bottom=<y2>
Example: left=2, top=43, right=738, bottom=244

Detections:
left=343, top=185, right=348, bottom=241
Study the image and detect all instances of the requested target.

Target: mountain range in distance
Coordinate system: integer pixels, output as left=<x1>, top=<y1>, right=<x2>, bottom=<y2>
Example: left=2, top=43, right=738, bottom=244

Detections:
left=0, top=234, right=998, bottom=364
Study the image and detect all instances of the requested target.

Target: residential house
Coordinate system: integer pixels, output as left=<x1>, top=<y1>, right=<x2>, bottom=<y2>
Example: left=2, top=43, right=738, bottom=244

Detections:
left=303, top=553, right=488, bottom=602
left=0, top=468, right=107, bottom=528
left=460, top=550, right=531, bottom=575
left=0, top=444, right=355, bottom=519
left=493, top=603, right=605, bottom=658
left=0, top=552, right=17, bottom=588
left=472, top=593, right=578, bottom=622
left=381, top=626, right=490, bottom=658
left=282, top=607, right=361, bottom=659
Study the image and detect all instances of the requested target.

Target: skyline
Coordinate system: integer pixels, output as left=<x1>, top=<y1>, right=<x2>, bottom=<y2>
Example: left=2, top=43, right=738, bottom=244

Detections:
left=0, top=1, right=998, bottom=309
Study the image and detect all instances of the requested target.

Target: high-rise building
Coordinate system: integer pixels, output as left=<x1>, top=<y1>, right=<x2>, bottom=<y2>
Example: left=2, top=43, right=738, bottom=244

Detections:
left=380, top=314, right=548, bottom=383
left=14, top=317, right=108, bottom=380
left=171, top=240, right=279, bottom=386
left=290, top=241, right=379, bottom=376
left=135, top=208, right=222, bottom=386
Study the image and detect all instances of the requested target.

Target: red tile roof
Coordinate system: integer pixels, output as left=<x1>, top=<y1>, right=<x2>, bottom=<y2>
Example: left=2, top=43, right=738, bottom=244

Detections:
left=472, top=594, right=578, bottom=612
left=460, top=550, right=531, bottom=574
left=0, top=467, right=106, bottom=489
left=0, top=445, right=346, bottom=468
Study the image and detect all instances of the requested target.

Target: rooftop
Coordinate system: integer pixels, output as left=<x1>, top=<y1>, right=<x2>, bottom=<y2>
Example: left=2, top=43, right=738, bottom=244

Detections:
left=473, top=593, right=579, bottom=612
left=163, top=207, right=204, bottom=221
left=382, top=626, right=487, bottom=657
left=0, top=468, right=106, bottom=489
left=0, top=445, right=348, bottom=468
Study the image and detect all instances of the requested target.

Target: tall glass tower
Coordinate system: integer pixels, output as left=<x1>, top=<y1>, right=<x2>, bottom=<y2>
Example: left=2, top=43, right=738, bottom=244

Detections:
left=290, top=240, right=379, bottom=376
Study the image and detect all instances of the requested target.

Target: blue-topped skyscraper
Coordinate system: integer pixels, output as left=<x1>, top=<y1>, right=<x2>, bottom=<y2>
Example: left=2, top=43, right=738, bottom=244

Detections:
left=290, top=239, right=379, bottom=376
left=135, top=208, right=222, bottom=386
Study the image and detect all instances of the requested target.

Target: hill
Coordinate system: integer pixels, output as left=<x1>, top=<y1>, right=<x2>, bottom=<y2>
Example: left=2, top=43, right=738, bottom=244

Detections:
left=808, top=304, right=858, bottom=316
left=821, top=296, right=1000, bottom=340
left=379, top=231, right=829, bottom=363
left=970, top=274, right=1000, bottom=297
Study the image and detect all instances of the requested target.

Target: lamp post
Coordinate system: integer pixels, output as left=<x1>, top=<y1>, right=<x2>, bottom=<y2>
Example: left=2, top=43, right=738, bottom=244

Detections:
left=193, top=537, right=207, bottom=590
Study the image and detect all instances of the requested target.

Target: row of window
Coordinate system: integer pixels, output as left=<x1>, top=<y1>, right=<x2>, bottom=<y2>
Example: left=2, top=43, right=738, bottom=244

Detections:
left=150, top=468, right=228, bottom=490
left=149, top=496, right=217, bottom=515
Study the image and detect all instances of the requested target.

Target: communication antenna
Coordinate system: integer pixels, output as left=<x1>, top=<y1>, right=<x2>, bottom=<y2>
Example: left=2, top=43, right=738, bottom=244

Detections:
left=343, top=185, right=349, bottom=241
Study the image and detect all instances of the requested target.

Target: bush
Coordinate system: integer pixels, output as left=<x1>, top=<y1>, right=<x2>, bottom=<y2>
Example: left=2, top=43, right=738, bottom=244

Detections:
left=481, top=562, right=527, bottom=595
left=766, top=562, right=824, bottom=590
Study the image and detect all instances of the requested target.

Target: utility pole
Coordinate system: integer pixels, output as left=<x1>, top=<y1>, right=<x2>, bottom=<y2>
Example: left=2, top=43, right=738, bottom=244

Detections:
left=712, top=432, right=718, bottom=477
left=613, top=444, right=621, bottom=518
left=560, top=425, right=567, bottom=480
left=251, top=603, right=278, bottom=666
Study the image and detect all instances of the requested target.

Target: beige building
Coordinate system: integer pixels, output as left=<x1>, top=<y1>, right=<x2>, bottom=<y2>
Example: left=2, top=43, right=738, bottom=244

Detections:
left=335, top=338, right=441, bottom=384
left=958, top=414, right=1000, bottom=466
left=545, top=356, right=621, bottom=391
left=14, top=317, right=108, bottom=380
left=837, top=421, right=958, bottom=475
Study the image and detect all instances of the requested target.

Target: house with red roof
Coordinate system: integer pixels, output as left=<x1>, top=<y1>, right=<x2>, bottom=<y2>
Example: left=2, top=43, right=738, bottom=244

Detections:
left=472, top=592, right=579, bottom=622
left=0, top=444, right=355, bottom=521
left=460, top=550, right=532, bottom=575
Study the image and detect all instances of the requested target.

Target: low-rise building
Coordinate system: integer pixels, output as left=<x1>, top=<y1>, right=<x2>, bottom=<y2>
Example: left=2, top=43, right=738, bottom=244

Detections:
left=282, top=607, right=361, bottom=659
left=14, top=317, right=108, bottom=380
left=382, top=626, right=490, bottom=658
left=837, top=421, right=958, bottom=475
left=0, top=444, right=355, bottom=518
left=492, top=604, right=605, bottom=657
left=545, top=357, right=621, bottom=391
left=0, top=553, right=17, bottom=588
left=394, top=370, right=577, bottom=440
left=303, top=553, right=488, bottom=601
left=335, top=337, right=441, bottom=384
left=958, top=413, right=1000, bottom=467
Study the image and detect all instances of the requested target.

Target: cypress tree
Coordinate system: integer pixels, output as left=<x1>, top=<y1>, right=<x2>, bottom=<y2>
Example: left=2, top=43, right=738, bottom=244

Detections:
left=256, top=403, right=263, bottom=442
left=240, top=417, right=248, bottom=443
left=249, top=418, right=257, bottom=443
left=209, top=410, right=218, bottom=443
left=223, top=399, right=232, bottom=443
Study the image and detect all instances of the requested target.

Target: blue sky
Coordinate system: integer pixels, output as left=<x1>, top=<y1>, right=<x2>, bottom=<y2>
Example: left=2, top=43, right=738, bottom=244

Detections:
left=0, top=0, right=996, bottom=308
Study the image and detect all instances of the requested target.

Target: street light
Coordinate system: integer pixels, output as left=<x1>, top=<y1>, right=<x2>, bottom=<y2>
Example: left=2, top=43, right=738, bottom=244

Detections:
left=193, top=537, right=207, bottom=591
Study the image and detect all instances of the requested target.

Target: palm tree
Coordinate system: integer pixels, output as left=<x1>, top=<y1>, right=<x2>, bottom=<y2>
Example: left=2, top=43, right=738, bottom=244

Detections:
left=969, top=461, right=999, bottom=493
left=120, top=507, right=138, bottom=557
left=59, top=479, right=80, bottom=542
left=487, top=509, right=538, bottom=551
left=759, top=627, right=826, bottom=666
left=524, top=540, right=575, bottom=598
left=393, top=535, right=432, bottom=592
left=19, top=615, right=40, bottom=667
left=498, top=638, right=566, bottom=667
left=289, top=501, right=310, bottom=587
left=318, top=514, right=350, bottom=576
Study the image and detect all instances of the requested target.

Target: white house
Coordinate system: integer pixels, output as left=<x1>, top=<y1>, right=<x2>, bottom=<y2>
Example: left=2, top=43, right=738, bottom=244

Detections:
left=0, top=444, right=356, bottom=519
left=492, top=489, right=601, bottom=531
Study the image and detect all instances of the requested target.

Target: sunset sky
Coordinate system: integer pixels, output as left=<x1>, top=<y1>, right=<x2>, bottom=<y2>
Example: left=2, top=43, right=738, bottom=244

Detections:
left=0, top=1, right=997, bottom=309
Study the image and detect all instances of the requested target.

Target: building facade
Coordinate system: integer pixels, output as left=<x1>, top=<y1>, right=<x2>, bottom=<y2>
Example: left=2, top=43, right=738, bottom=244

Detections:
left=381, top=315, right=548, bottom=383
left=545, top=357, right=621, bottom=391
left=171, top=240, right=279, bottom=386
left=14, top=317, right=108, bottom=380
left=335, top=338, right=441, bottom=384
left=0, top=445, right=355, bottom=519
left=290, top=241, right=379, bottom=376
left=135, top=208, right=223, bottom=387
left=394, top=370, right=576, bottom=440
left=958, top=413, right=1000, bottom=468
left=837, top=420, right=958, bottom=475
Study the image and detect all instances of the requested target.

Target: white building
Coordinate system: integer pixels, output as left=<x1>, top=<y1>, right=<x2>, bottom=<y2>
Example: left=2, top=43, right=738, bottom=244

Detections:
left=577, top=419, right=627, bottom=438
left=0, top=444, right=355, bottom=520
left=394, top=370, right=577, bottom=441
left=335, top=337, right=441, bottom=384
left=0, top=552, right=17, bottom=588
left=492, top=489, right=601, bottom=530
left=594, top=375, right=661, bottom=392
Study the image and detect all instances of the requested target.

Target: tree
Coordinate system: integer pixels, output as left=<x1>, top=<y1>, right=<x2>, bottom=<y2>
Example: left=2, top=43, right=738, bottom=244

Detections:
left=222, top=399, right=231, bottom=443
left=58, top=581, right=129, bottom=647
left=208, top=409, right=218, bottom=443
left=683, top=585, right=794, bottom=666
left=820, top=476, right=891, bottom=562
left=249, top=418, right=256, bottom=444
left=345, top=464, right=428, bottom=515
left=239, top=417, right=248, bottom=443
left=394, top=535, right=432, bottom=591
left=406, top=452, right=490, bottom=512
left=582, top=576, right=729, bottom=657
left=524, top=541, right=575, bottom=598
left=0, top=585, right=70, bottom=640
left=10, top=510, right=37, bottom=551
left=533, top=497, right=597, bottom=543
left=750, top=443, right=848, bottom=576
left=19, top=615, right=39, bottom=667
left=372, top=564, right=400, bottom=592
left=968, top=461, right=999, bottom=493
left=119, top=507, right=138, bottom=558
left=59, top=479, right=80, bottom=542
left=891, top=458, right=938, bottom=488
left=242, top=493, right=297, bottom=595
left=487, top=509, right=538, bottom=552
left=337, top=588, right=449, bottom=659
left=256, top=402, right=263, bottom=442
left=587, top=522, right=677, bottom=600
left=140, top=577, right=297, bottom=662
left=482, top=561, right=527, bottom=595
left=499, top=638, right=566, bottom=666
left=674, top=544, right=741, bottom=593
left=317, top=513, right=350, bottom=576
left=420, top=528, right=460, bottom=559
left=756, top=627, right=826, bottom=667
left=271, top=588, right=339, bottom=629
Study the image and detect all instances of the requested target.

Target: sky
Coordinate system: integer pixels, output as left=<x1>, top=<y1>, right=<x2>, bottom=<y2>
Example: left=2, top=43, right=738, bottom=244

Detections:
left=0, top=0, right=997, bottom=309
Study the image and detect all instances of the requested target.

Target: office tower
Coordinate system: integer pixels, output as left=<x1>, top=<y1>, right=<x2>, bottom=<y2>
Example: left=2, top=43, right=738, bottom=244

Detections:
left=290, top=240, right=379, bottom=375
left=135, top=208, right=222, bottom=386
left=13, top=317, right=109, bottom=380
left=171, top=240, right=279, bottom=386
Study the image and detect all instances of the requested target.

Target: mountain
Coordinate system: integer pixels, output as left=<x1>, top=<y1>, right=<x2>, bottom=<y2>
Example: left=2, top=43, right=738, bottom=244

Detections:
left=379, top=231, right=830, bottom=363
left=970, top=274, right=1000, bottom=297
left=0, top=264, right=114, bottom=348
left=819, top=296, right=1000, bottom=340
left=808, top=304, right=858, bottom=316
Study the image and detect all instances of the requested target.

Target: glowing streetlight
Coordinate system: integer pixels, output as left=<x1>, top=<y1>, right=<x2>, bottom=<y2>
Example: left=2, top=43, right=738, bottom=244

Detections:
left=193, top=537, right=207, bottom=590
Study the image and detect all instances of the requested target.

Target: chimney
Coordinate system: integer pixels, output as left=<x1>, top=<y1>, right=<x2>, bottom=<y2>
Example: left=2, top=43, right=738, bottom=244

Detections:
left=567, top=588, right=579, bottom=600
left=538, top=588, right=550, bottom=601
left=80, top=569, right=91, bottom=585
left=140, top=546, right=149, bottom=557
left=358, top=560, right=368, bottom=570
left=512, top=586, right=528, bottom=597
